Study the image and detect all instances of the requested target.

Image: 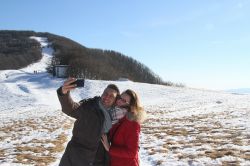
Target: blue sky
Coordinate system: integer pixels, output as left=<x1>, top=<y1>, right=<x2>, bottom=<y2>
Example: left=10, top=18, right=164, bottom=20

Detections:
left=1, top=0, right=250, bottom=90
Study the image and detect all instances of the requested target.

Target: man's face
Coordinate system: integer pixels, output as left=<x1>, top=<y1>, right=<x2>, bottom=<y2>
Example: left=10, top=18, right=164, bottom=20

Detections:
left=101, top=88, right=118, bottom=109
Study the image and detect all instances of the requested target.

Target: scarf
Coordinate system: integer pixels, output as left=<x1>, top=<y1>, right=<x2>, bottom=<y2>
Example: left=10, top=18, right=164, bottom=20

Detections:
left=98, top=100, right=112, bottom=133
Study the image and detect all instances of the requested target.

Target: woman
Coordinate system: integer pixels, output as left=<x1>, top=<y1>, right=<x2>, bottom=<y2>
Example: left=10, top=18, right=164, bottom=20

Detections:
left=101, top=89, right=146, bottom=166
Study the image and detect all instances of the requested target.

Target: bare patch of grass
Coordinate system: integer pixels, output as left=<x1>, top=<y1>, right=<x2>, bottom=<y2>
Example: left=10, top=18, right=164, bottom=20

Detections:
left=232, top=138, right=244, bottom=146
left=0, top=136, right=7, bottom=142
left=205, top=149, right=236, bottom=159
left=0, top=149, right=6, bottom=160
left=142, top=109, right=250, bottom=164
left=143, top=146, right=154, bottom=150
left=49, top=134, right=68, bottom=153
left=16, top=146, right=45, bottom=154
left=155, top=160, right=164, bottom=165
left=148, top=149, right=156, bottom=155
left=153, top=133, right=165, bottom=139
left=162, top=143, right=170, bottom=149
left=221, top=160, right=240, bottom=166
left=177, top=153, right=190, bottom=160
left=167, top=128, right=188, bottom=136
left=0, top=112, right=73, bottom=165
left=15, top=153, right=56, bottom=166
left=240, top=151, right=250, bottom=160
left=63, top=123, right=73, bottom=129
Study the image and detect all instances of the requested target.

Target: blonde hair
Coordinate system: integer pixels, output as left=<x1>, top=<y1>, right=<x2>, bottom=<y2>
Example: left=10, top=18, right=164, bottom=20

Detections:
left=123, top=89, right=146, bottom=124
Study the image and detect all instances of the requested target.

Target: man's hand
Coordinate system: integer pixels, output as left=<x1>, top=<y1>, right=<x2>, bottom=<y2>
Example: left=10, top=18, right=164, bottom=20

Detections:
left=61, top=77, right=77, bottom=95
left=101, top=134, right=110, bottom=152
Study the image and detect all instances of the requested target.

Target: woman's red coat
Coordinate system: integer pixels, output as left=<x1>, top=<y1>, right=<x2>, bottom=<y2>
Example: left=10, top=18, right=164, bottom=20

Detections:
left=109, top=116, right=141, bottom=166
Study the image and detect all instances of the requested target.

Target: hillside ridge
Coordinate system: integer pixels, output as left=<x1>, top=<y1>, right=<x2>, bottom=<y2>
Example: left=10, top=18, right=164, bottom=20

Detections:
left=0, top=30, right=172, bottom=86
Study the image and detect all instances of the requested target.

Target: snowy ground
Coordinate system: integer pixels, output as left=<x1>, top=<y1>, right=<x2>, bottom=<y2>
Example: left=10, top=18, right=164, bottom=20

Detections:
left=0, top=37, right=250, bottom=166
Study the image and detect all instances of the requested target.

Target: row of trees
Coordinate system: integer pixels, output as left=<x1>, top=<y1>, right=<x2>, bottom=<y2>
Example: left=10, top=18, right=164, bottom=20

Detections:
left=45, top=33, right=170, bottom=85
left=1, top=30, right=174, bottom=86
left=0, top=31, right=42, bottom=70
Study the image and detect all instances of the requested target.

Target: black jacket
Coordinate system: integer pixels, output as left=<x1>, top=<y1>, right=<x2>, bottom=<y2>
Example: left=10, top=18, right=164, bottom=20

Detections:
left=57, top=87, right=108, bottom=166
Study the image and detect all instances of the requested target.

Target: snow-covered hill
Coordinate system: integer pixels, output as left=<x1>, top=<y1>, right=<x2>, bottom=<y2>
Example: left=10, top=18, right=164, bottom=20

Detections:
left=0, top=37, right=250, bottom=166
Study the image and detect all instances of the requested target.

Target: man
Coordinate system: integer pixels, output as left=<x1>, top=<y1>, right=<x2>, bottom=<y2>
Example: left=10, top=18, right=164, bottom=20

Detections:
left=57, top=78, right=119, bottom=166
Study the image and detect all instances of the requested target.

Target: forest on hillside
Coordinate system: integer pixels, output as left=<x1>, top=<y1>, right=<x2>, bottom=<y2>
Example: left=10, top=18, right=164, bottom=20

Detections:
left=0, top=31, right=41, bottom=70
left=0, top=30, right=173, bottom=85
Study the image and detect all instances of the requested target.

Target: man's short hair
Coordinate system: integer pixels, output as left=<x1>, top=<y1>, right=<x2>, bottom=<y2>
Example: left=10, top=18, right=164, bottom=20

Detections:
left=106, top=84, right=120, bottom=95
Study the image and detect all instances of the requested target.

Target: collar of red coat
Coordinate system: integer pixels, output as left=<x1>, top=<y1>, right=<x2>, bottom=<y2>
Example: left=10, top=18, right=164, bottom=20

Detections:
left=118, top=116, right=127, bottom=123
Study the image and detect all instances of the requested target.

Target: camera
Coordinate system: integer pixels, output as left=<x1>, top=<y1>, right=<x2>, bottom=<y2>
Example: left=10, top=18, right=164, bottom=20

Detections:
left=70, top=79, right=85, bottom=88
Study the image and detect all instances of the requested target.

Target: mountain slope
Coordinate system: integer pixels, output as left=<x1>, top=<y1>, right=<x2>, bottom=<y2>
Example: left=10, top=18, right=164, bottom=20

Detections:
left=0, top=30, right=169, bottom=85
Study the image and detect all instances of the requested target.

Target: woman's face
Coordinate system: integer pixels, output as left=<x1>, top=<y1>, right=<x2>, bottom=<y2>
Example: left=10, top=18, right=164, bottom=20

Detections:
left=116, top=93, right=131, bottom=107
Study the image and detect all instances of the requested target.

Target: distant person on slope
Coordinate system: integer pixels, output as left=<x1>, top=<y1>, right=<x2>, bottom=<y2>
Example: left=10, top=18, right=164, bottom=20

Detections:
left=101, top=89, right=146, bottom=166
left=57, top=78, right=120, bottom=166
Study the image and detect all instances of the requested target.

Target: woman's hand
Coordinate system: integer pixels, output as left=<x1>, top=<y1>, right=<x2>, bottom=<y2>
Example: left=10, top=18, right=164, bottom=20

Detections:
left=61, top=77, right=77, bottom=94
left=101, top=134, right=110, bottom=152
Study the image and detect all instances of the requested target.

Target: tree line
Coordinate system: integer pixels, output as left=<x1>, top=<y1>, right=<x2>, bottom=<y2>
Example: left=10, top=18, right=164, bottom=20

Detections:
left=0, top=30, right=41, bottom=70
left=44, top=33, right=172, bottom=85
left=0, top=30, right=174, bottom=86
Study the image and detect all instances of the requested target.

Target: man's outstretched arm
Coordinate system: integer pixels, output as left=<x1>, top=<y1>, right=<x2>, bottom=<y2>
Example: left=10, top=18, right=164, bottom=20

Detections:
left=57, top=78, right=81, bottom=119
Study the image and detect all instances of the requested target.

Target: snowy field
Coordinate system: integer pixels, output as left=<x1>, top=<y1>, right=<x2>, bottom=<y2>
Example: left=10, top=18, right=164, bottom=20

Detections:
left=0, top=37, right=250, bottom=166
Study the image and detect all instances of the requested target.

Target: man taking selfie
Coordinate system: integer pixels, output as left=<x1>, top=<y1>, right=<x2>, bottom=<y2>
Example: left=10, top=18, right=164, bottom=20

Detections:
left=57, top=78, right=120, bottom=166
